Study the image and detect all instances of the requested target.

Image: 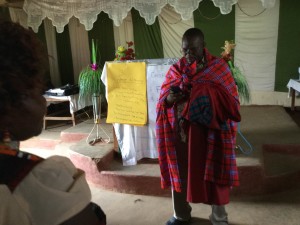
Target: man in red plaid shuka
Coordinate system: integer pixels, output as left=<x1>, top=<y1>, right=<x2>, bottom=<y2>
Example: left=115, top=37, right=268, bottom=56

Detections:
left=156, top=28, right=241, bottom=225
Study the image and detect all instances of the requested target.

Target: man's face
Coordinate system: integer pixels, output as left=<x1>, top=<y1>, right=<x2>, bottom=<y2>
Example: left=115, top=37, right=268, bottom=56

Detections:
left=181, top=36, right=204, bottom=65
left=0, top=89, right=47, bottom=141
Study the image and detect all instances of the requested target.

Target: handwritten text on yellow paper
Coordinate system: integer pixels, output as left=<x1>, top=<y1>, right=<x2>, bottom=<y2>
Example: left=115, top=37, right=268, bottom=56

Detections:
left=106, top=62, right=147, bottom=125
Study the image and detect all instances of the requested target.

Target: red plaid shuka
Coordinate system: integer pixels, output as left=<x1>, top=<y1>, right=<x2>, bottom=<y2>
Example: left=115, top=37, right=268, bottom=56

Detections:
left=156, top=48, right=241, bottom=193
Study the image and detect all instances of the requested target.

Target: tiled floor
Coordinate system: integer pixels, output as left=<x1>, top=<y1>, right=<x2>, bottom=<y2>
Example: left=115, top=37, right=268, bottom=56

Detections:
left=90, top=186, right=300, bottom=225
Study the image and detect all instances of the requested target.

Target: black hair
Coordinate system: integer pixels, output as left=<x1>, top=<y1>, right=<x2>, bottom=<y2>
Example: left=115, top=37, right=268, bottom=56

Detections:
left=183, top=28, right=204, bottom=42
left=0, top=20, right=48, bottom=114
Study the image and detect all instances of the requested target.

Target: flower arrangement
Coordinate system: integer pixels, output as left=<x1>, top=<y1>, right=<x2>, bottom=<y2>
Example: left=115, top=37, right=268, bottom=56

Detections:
left=78, top=39, right=104, bottom=100
left=78, top=40, right=109, bottom=145
left=114, top=41, right=135, bottom=61
left=221, top=40, right=250, bottom=103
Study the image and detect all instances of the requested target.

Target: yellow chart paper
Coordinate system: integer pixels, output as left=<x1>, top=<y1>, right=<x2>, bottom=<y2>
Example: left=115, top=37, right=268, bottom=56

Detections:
left=106, top=62, right=147, bottom=125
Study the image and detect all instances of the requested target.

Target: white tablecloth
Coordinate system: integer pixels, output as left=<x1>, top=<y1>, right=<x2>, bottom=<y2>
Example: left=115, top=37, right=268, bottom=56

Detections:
left=101, top=59, right=177, bottom=166
left=44, top=94, right=92, bottom=114
left=287, top=79, right=300, bottom=97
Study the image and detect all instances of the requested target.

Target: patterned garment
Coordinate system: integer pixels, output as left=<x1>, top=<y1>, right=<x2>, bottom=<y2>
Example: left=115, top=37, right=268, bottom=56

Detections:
left=156, top=48, right=241, bottom=192
left=0, top=145, right=43, bottom=192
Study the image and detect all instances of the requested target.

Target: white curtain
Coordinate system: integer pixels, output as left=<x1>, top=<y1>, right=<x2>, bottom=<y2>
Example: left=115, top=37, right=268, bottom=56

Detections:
left=158, top=5, right=194, bottom=58
left=8, top=8, right=28, bottom=28
left=235, top=0, right=279, bottom=92
left=113, top=11, right=134, bottom=51
left=68, top=17, right=91, bottom=84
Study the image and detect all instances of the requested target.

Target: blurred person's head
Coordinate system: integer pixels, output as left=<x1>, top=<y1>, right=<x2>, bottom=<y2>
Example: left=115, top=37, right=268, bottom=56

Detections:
left=181, top=28, right=205, bottom=65
left=0, top=20, right=48, bottom=141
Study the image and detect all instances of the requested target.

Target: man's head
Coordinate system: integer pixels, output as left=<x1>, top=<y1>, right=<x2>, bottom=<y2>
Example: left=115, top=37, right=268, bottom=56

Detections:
left=0, top=20, right=48, bottom=140
left=181, top=28, right=205, bottom=65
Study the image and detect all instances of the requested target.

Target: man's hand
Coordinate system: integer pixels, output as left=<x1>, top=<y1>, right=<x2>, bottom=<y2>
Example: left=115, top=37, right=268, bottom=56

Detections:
left=166, top=86, right=184, bottom=105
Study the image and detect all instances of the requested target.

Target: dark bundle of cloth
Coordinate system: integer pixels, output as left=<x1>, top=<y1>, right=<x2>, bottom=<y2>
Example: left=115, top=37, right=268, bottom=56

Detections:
left=45, top=84, right=79, bottom=96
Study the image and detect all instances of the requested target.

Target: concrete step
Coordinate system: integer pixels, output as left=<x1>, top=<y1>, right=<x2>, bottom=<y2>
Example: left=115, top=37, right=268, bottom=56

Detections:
left=263, top=144, right=300, bottom=176
left=20, top=108, right=300, bottom=198
left=65, top=136, right=300, bottom=197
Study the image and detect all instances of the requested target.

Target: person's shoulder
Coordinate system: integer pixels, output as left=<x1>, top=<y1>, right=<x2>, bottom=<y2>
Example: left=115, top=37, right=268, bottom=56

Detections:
left=43, top=155, right=76, bottom=169
left=13, top=155, right=91, bottom=225
left=171, top=57, right=185, bottom=70
left=19, top=155, right=88, bottom=195
left=32, top=155, right=82, bottom=183
left=209, top=54, right=226, bottom=64
left=208, top=56, right=229, bottom=71
left=0, top=185, right=32, bottom=225
left=204, top=48, right=227, bottom=65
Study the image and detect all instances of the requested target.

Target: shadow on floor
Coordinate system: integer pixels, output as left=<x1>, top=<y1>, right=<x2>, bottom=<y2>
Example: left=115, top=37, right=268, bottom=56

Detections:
left=284, top=106, right=300, bottom=127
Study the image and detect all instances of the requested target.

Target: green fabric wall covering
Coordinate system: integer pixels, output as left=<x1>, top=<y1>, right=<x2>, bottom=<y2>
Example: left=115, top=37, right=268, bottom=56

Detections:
left=275, top=0, right=300, bottom=92
left=36, top=22, right=51, bottom=87
left=36, top=22, right=47, bottom=44
left=193, top=0, right=235, bottom=57
left=88, top=12, right=115, bottom=69
left=131, top=8, right=164, bottom=59
left=0, top=7, right=11, bottom=21
left=56, top=25, right=74, bottom=85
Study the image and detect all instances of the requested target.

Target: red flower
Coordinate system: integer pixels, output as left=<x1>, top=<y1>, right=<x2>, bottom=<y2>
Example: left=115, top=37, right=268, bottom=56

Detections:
left=126, top=48, right=134, bottom=54
left=127, top=41, right=134, bottom=47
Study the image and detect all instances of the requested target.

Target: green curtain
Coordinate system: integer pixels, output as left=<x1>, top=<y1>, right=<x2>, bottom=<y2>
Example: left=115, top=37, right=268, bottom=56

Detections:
left=0, top=7, right=11, bottom=21
left=131, top=8, right=164, bottom=59
left=36, top=22, right=47, bottom=44
left=36, top=22, right=51, bottom=87
left=193, top=0, right=235, bottom=57
left=275, top=0, right=300, bottom=92
left=56, top=25, right=74, bottom=85
left=88, top=12, right=115, bottom=69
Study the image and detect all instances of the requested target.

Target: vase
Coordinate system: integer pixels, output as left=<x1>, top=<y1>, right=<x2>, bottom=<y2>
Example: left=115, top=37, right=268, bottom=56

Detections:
left=92, top=93, right=101, bottom=124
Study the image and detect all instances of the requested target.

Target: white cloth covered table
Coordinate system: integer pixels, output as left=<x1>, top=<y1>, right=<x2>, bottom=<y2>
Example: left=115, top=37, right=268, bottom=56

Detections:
left=287, top=79, right=300, bottom=111
left=101, top=58, right=177, bottom=166
left=44, top=94, right=92, bottom=114
left=43, top=94, right=93, bottom=129
left=287, top=79, right=300, bottom=95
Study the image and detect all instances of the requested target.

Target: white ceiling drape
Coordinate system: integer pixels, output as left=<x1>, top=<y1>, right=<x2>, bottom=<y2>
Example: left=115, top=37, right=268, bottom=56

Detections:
left=22, top=0, right=277, bottom=33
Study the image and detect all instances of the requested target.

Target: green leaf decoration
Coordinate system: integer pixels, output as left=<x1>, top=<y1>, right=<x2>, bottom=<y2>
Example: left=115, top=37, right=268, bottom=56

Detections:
left=221, top=40, right=251, bottom=104
left=228, top=61, right=251, bottom=104
left=78, top=39, right=105, bottom=102
left=91, top=39, right=97, bottom=64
